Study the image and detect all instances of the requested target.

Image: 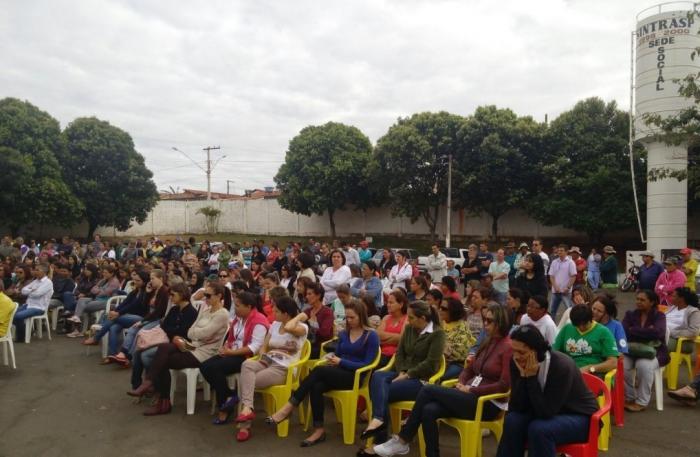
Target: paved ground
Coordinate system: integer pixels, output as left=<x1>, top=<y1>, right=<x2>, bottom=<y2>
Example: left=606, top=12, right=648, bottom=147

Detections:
left=1, top=291, right=698, bottom=457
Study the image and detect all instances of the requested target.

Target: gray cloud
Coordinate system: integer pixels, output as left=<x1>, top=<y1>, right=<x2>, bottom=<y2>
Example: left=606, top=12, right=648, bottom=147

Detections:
left=2, top=0, right=643, bottom=194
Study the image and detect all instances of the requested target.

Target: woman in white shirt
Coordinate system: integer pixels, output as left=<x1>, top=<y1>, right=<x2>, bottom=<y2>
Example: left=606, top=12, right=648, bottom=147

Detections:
left=388, top=250, right=413, bottom=291
left=234, top=296, right=308, bottom=442
left=320, top=249, right=351, bottom=305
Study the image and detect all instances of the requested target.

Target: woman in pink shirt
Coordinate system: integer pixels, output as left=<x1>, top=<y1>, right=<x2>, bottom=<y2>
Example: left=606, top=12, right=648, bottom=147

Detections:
left=655, top=258, right=687, bottom=306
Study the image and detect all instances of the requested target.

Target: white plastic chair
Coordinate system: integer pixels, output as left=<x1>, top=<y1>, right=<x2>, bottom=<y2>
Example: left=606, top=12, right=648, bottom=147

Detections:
left=653, top=326, right=671, bottom=411
left=1, top=302, right=18, bottom=369
left=170, top=332, right=225, bottom=415
left=50, top=304, right=63, bottom=331
left=169, top=368, right=212, bottom=415
left=25, top=306, right=51, bottom=344
left=86, top=296, right=126, bottom=357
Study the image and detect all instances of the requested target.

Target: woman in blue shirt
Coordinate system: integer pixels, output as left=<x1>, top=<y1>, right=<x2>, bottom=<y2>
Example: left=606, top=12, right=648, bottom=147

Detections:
left=592, top=294, right=628, bottom=354
left=266, top=299, right=380, bottom=447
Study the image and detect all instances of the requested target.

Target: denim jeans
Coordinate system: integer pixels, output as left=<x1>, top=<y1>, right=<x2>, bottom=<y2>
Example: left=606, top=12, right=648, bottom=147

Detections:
left=94, top=314, right=143, bottom=355
left=588, top=271, right=600, bottom=289
left=131, top=346, right=158, bottom=389
left=549, top=292, right=573, bottom=320
left=442, top=362, right=464, bottom=381
left=496, top=411, right=590, bottom=457
left=121, top=320, right=160, bottom=357
left=12, top=304, right=45, bottom=342
left=369, top=370, right=424, bottom=440
left=62, top=292, right=77, bottom=312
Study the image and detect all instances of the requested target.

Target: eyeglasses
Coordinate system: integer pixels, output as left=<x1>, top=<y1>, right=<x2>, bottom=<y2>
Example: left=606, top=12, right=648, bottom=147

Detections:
left=483, top=317, right=494, bottom=324
left=204, top=293, right=212, bottom=298
left=219, top=274, right=228, bottom=278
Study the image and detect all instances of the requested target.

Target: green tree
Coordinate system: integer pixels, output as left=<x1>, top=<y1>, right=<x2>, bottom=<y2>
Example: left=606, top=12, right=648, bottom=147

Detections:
left=274, top=122, right=378, bottom=238
left=453, top=106, right=546, bottom=238
left=375, top=112, right=466, bottom=241
left=528, top=98, right=646, bottom=242
left=59, top=117, right=158, bottom=238
left=0, top=98, right=83, bottom=235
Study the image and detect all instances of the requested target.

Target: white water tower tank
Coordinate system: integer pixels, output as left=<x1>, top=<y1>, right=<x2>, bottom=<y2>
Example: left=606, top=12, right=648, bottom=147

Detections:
left=635, top=3, right=699, bottom=255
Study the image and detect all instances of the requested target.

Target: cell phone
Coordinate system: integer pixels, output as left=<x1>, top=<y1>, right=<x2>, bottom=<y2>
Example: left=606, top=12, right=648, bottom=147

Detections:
left=324, top=352, right=335, bottom=360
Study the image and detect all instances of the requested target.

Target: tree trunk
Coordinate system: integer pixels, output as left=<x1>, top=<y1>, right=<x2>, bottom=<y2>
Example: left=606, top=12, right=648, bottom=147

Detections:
left=491, top=214, right=499, bottom=240
left=423, top=206, right=439, bottom=243
left=87, top=219, right=99, bottom=240
left=328, top=209, right=336, bottom=239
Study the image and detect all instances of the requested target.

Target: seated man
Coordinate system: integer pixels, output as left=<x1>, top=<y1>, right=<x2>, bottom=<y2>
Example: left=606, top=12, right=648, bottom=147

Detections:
left=553, top=304, right=618, bottom=376
left=13, top=264, right=53, bottom=342
left=519, top=295, right=558, bottom=345
left=48, top=263, right=76, bottom=312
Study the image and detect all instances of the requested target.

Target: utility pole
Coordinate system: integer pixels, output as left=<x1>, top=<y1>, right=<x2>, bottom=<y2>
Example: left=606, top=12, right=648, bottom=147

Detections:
left=171, top=146, right=225, bottom=201
left=226, top=180, right=235, bottom=195
left=446, top=153, right=452, bottom=248
left=203, top=146, right=221, bottom=200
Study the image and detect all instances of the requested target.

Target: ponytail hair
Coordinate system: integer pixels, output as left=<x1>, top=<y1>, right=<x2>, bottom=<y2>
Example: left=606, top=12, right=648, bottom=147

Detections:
left=409, top=300, right=440, bottom=326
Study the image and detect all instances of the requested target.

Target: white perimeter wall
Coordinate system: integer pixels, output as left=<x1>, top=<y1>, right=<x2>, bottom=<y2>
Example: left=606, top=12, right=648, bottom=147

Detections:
left=75, top=199, right=592, bottom=239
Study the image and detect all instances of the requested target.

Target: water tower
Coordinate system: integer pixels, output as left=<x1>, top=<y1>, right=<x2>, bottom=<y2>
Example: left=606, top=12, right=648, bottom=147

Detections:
left=634, top=2, right=699, bottom=255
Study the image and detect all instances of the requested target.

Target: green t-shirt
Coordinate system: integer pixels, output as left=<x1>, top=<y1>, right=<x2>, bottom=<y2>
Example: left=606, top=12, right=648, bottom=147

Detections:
left=553, top=321, right=618, bottom=368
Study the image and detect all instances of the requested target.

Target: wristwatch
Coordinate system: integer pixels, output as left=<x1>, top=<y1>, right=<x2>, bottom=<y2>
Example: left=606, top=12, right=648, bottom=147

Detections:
left=589, top=366, right=596, bottom=374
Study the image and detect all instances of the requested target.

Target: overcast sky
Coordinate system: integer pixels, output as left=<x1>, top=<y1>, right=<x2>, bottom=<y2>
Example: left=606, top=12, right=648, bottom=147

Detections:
left=2, top=0, right=650, bottom=194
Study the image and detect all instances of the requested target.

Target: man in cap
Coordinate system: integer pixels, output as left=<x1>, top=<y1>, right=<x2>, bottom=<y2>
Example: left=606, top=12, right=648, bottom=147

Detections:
left=513, top=242, right=530, bottom=278
left=638, top=251, right=664, bottom=291
left=655, top=256, right=687, bottom=306
left=680, top=248, right=698, bottom=293
left=599, top=245, right=619, bottom=289
left=569, top=246, right=587, bottom=286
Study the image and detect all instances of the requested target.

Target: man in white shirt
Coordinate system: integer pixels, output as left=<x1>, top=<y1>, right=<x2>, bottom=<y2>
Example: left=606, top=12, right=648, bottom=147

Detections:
left=519, top=294, right=557, bottom=344
left=13, top=264, right=53, bottom=342
left=488, top=248, right=511, bottom=305
left=548, top=244, right=577, bottom=321
left=426, top=243, right=447, bottom=283
left=341, top=241, right=361, bottom=267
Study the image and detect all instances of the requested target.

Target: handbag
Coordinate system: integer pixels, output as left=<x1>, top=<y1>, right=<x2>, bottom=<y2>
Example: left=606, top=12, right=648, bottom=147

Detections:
left=627, top=341, right=660, bottom=359
left=136, top=326, right=169, bottom=351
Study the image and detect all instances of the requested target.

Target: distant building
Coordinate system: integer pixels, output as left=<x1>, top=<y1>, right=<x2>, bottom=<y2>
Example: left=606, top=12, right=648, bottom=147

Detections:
left=159, top=187, right=280, bottom=201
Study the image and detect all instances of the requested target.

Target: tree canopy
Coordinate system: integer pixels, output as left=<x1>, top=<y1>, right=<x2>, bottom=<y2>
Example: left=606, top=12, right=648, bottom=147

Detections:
left=0, top=98, right=83, bottom=235
left=274, top=122, right=377, bottom=238
left=527, top=98, right=646, bottom=242
left=59, top=117, right=159, bottom=237
left=376, top=111, right=466, bottom=241
left=454, top=106, right=546, bottom=237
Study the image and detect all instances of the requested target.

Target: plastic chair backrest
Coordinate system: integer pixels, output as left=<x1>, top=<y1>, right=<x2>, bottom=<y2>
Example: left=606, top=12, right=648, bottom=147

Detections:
left=581, top=373, right=612, bottom=447
left=2, top=302, right=20, bottom=339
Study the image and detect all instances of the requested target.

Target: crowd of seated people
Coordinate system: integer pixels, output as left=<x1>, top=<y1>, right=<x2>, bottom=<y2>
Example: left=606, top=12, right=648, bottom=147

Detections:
left=2, top=234, right=700, bottom=456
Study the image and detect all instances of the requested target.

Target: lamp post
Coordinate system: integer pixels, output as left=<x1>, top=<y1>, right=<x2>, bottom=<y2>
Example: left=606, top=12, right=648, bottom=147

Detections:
left=446, top=153, right=452, bottom=248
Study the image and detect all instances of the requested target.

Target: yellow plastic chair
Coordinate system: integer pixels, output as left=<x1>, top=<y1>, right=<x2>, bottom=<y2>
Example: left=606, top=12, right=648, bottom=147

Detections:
left=256, top=339, right=311, bottom=437
left=299, top=337, right=336, bottom=425
left=417, top=379, right=510, bottom=457
left=303, top=347, right=382, bottom=444
left=600, top=367, right=618, bottom=451
left=364, top=355, right=445, bottom=449
left=666, top=336, right=699, bottom=390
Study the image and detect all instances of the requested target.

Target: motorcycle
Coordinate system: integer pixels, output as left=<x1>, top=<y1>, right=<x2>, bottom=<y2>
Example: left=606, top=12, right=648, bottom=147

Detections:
left=620, top=257, right=640, bottom=292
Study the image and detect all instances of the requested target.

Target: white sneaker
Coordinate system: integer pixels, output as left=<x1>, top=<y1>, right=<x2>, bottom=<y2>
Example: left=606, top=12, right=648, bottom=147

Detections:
left=68, top=315, right=81, bottom=323
left=374, top=436, right=409, bottom=457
